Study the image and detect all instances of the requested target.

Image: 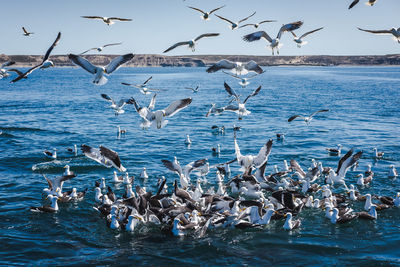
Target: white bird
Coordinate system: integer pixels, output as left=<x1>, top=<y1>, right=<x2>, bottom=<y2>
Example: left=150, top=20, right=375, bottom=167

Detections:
left=288, top=109, right=329, bottom=125
left=68, top=53, right=134, bottom=85
left=81, top=144, right=126, bottom=172
left=43, top=148, right=57, bottom=159
left=185, top=134, right=192, bottom=145
left=326, top=144, right=342, bottom=155
left=243, top=21, right=303, bottom=55
left=389, top=165, right=398, bottom=178
left=162, top=158, right=208, bottom=188
left=290, top=27, right=323, bottom=48
left=22, top=27, right=34, bottom=36
left=222, top=71, right=262, bottom=88
left=205, top=104, right=225, bottom=117
left=80, top=43, right=123, bottom=55
left=234, top=136, right=273, bottom=173
left=283, top=212, right=301, bottom=230
left=185, top=86, right=199, bottom=93
left=349, top=0, right=378, bottom=9
left=206, top=59, right=263, bottom=75
left=121, top=76, right=163, bottom=95
left=100, top=94, right=134, bottom=116
left=394, top=193, right=400, bottom=207
left=187, top=5, right=225, bottom=20
left=140, top=167, right=148, bottom=179
left=131, top=97, right=192, bottom=129
left=328, top=149, right=363, bottom=187
left=0, top=61, right=15, bottom=79
left=239, top=20, right=276, bottom=29
left=163, top=33, right=220, bottom=53
left=11, top=32, right=61, bottom=83
left=81, top=16, right=132, bottom=25
left=373, top=147, right=384, bottom=159
left=94, top=187, right=103, bottom=202
left=215, top=11, right=256, bottom=30
left=358, top=27, right=400, bottom=43
left=126, top=215, right=142, bottom=231
left=42, top=173, right=76, bottom=196
left=223, top=82, right=262, bottom=120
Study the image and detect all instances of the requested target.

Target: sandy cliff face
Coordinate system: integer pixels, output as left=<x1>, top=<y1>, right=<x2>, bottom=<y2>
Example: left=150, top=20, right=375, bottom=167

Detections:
left=1, top=54, right=399, bottom=67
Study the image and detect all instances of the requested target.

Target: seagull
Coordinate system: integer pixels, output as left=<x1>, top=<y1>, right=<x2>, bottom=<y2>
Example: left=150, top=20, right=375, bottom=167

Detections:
left=239, top=20, right=276, bottom=29
left=243, top=21, right=303, bottom=55
left=11, top=32, right=61, bottom=83
left=288, top=109, right=329, bottom=125
left=162, top=158, right=208, bottom=188
left=163, top=33, right=220, bottom=53
left=42, top=173, right=76, bottom=195
left=121, top=76, right=163, bottom=95
left=185, top=134, right=192, bottom=145
left=215, top=11, right=256, bottom=30
left=207, top=59, right=263, bottom=75
left=328, top=148, right=363, bottom=187
left=22, top=27, right=34, bottom=36
left=30, top=195, right=59, bottom=213
left=373, top=147, right=384, bottom=159
left=222, top=71, right=262, bottom=88
left=358, top=27, right=400, bottom=43
left=187, top=5, right=225, bottom=20
left=389, top=165, right=398, bottom=178
left=100, top=94, right=134, bottom=116
left=205, top=104, right=226, bottom=117
left=43, top=148, right=57, bottom=159
left=234, top=135, right=273, bottom=174
left=223, top=82, right=262, bottom=120
left=81, top=16, right=132, bottom=25
left=283, top=212, right=301, bottom=230
left=131, top=97, right=192, bottom=129
left=349, top=0, right=378, bottom=9
left=68, top=53, right=134, bottom=85
left=326, top=144, right=342, bottom=155
left=0, top=61, right=15, bottom=78
left=81, top=144, right=126, bottom=172
left=140, top=167, right=148, bottom=179
left=290, top=27, right=323, bottom=48
left=80, top=43, right=123, bottom=55
left=185, top=86, right=199, bottom=93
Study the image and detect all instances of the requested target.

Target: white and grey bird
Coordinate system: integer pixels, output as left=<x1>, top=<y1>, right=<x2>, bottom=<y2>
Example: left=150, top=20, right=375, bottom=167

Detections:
left=162, top=158, right=208, bottom=188
left=288, top=109, right=329, bottom=125
left=205, top=103, right=226, bottom=117
left=358, top=27, right=400, bottom=43
left=185, top=86, right=199, bottom=93
left=22, top=27, right=34, bottom=36
left=223, top=82, right=262, bottom=120
left=328, top=149, right=363, bottom=187
left=206, top=59, right=263, bottom=75
left=11, top=32, right=61, bottom=83
left=80, top=43, right=123, bottom=55
left=100, top=94, right=134, bottom=115
left=81, top=16, right=132, bottom=25
left=187, top=5, right=225, bottom=20
left=243, top=21, right=303, bottom=55
left=239, top=20, right=276, bottom=29
left=0, top=61, right=16, bottom=79
left=290, top=27, right=323, bottom=48
left=222, top=71, right=262, bottom=88
left=131, top=97, right=192, bottom=129
left=121, top=76, right=163, bottom=95
left=68, top=53, right=134, bottom=85
left=163, top=33, right=220, bottom=53
left=349, top=0, right=378, bottom=9
left=81, top=144, right=126, bottom=172
left=215, top=11, right=256, bottom=30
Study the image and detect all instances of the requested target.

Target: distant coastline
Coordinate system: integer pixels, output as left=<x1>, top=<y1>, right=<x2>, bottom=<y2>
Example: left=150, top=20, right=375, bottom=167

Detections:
left=1, top=54, right=400, bottom=67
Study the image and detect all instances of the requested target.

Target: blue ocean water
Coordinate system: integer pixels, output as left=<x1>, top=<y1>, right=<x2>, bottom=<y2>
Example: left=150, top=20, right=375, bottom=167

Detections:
left=0, top=66, right=400, bottom=265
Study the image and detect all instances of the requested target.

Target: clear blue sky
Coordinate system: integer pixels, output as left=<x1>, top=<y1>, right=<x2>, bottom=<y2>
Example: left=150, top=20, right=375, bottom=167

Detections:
left=1, top=0, right=399, bottom=56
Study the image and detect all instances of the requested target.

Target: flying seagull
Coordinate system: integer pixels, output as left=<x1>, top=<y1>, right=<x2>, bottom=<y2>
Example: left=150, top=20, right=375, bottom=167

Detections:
left=11, top=32, right=61, bottom=83
left=187, top=5, right=225, bottom=20
left=131, top=97, right=192, bottom=129
left=81, top=144, right=126, bottom=172
left=162, top=158, right=208, bottom=188
left=81, top=16, right=132, bottom=25
left=349, top=0, right=378, bottom=9
left=121, top=76, right=163, bottom=95
left=185, top=86, right=199, bottom=93
left=100, top=94, right=134, bottom=116
left=80, top=43, right=123, bottom=55
left=215, top=11, right=256, bottom=30
left=163, top=33, right=220, bottom=53
left=22, top=27, right=34, bottom=36
left=239, top=20, right=276, bottom=29
left=288, top=109, right=329, bottom=125
left=222, top=71, right=263, bottom=88
left=290, top=27, right=324, bottom=48
left=243, top=21, right=303, bottom=55
left=68, top=53, right=134, bottom=85
left=206, top=59, right=263, bottom=75
left=358, top=27, right=400, bottom=43
left=0, top=61, right=15, bottom=79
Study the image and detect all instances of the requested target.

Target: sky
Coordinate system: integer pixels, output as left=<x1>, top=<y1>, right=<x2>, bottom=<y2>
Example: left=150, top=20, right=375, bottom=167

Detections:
left=1, top=0, right=399, bottom=56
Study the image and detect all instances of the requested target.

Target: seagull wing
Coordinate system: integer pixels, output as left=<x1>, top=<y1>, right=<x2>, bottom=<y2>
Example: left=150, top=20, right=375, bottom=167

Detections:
left=68, top=54, right=97, bottom=74
left=100, top=145, right=125, bottom=172
left=234, top=138, right=245, bottom=165
left=81, top=144, right=112, bottom=168
left=42, top=174, right=53, bottom=191
left=80, top=48, right=96, bottom=55
left=243, top=86, right=261, bottom=104
left=259, top=20, right=277, bottom=25
left=10, top=64, right=41, bottom=83
left=163, top=98, right=192, bottom=117
left=244, top=60, right=263, bottom=74
left=348, top=0, right=360, bottom=9
left=238, top=11, right=256, bottom=24
left=194, top=33, right=220, bottom=42
left=1, top=61, right=15, bottom=68
left=210, top=5, right=225, bottom=14
left=131, top=98, right=153, bottom=120
left=163, top=41, right=191, bottom=53
left=238, top=24, right=254, bottom=29
left=278, top=21, right=303, bottom=39
left=222, top=71, right=241, bottom=80
left=215, top=14, right=235, bottom=25
left=309, top=109, right=329, bottom=118
left=288, top=115, right=303, bottom=122
left=184, top=159, right=208, bottom=176
left=7, top=69, right=24, bottom=76
left=187, top=6, right=206, bottom=14
left=253, top=139, right=273, bottom=167
left=224, top=104, right=239, bottom=112
left=224, top=82, right=239, bottom=100
left=300, top=27, right=324, bottom=39
left=357, top=27, right=392, bottom=35
left=206, top=59, right=236, bottom=73
left=338, top=151, right=363, bottom=178
left=42, top=32, right=61, bottom=63
left=22, top=27, right=29, bottom=34
left=108, top=17, right=132, bottom=21
left=143, top=76, right=153, bottom=85
left=290, top=159, right=307, bottom=178
left=81, top=16, right=104, bottom=20
left=336, top=149, right=354, bottom=175
left=101, top=94, right=115, bottom=104
left=148, top=93, right=157, bottom=110
left=121, top=82, right=134, bottom=87
left=103, top=42, right=123, bottom=48
left=105, top=53, right=134, bottom=74
left=243, top=31, right=272, bottom=43
left=162, top=159, right=183, bottom=177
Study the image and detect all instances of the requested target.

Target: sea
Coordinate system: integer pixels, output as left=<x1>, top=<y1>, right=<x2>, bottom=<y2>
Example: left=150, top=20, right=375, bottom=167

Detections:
left=0, top=66, right=399, bottom=265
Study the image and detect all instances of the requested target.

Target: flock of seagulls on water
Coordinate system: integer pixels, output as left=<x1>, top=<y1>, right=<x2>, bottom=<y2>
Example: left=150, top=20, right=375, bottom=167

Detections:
left=2, top=1, right=399, bottom=238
